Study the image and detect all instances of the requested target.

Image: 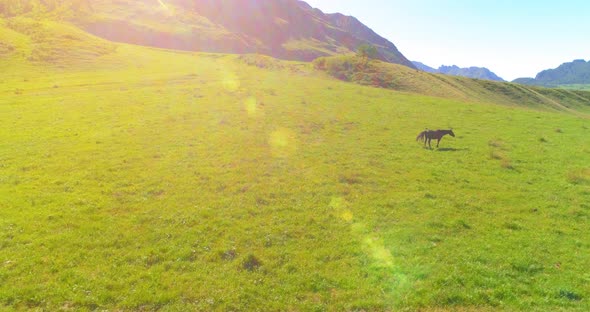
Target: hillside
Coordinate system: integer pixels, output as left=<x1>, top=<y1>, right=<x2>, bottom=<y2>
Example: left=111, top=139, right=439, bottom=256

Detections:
left=0, top=17, right=116, bottom=66
left=513, top=59, right=590, bottom=89
left=318, top=56, right=590, bottom=115
left=413, top=61, right=505, bottom=81
left=1, top=12, right=590, bottom=312
left=0, top=0, right=415, bottom=67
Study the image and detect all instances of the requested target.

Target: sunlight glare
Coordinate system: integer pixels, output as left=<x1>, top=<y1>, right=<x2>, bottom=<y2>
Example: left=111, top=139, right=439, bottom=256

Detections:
left=245, top=96, right=257, bottom=117
left=330, top=197, right=354, bottom=222
left=157, top=0, right=169, bottom=10
left=222, top=71, right=240, bottom=92
left=329, top=196, right=346, bottom=210
left=364, top=237, right=393, bottom=268
left=341, top=210, right=354, bottom=222
left=269, top=128, right=297, bottom=158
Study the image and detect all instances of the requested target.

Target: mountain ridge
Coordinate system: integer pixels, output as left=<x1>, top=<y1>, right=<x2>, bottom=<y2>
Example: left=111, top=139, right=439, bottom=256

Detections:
left=413, top=61, right=504, bottom=81
left=513, top=59, right=590, bottom=88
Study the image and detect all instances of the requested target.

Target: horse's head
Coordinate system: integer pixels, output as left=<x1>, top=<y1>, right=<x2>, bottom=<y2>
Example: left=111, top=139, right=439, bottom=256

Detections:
left=449, top=129, right=455, bottom=137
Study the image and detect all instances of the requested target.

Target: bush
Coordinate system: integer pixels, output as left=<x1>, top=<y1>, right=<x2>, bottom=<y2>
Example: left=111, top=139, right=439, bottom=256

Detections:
left=356, top=44, right=379, bottom=59
left=313, top=56, right=395, bottom=88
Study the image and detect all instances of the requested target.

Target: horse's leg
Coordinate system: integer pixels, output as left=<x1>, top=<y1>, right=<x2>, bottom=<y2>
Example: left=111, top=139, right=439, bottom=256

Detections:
left=437, top=138, right=441, bottom=147
left=428, top=138, right=432, bottom=149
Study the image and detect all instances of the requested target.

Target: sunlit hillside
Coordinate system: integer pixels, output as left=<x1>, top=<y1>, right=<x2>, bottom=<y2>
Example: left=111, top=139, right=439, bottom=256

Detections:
left=1, top=17, right=115, bottom=66
left=0, top=0, right=414, bottom=66
left=1, top=3, right=590, bottom=312
left=313, top=55, right=590, bottom=115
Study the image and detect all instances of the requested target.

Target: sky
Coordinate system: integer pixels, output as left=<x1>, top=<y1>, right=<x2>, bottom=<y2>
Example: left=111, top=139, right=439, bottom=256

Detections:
left=304, top=0, right=590, bottom=81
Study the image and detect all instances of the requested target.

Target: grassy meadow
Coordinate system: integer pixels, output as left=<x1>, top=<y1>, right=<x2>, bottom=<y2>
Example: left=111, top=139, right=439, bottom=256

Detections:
left=559, top=84, right=590, bottom=91
left=1, top=28, right=590, bottom=311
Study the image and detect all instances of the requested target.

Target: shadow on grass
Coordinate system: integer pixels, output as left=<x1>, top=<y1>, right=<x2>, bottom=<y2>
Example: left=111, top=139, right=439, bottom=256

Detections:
left=436, top=147, right=468, bottom=152
left=421, top=146, right=467, bottom=152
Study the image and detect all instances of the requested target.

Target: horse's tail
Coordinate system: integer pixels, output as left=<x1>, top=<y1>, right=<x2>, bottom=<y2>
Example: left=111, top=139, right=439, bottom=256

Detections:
left=416, top=131, right=426, bottom=142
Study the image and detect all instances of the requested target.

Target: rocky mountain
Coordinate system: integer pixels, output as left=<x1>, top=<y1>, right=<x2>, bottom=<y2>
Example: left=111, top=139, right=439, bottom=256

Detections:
left=317, top=10, right=412, bottom=66
left=412, top=61, right=437, bottom=73
left=437, top=65, right=504, bottom=81
left=513, top=59, right=590, bottom=87
left=412, top=61, right=504, bottom=81
left=0, top=0, right=414, bottom=68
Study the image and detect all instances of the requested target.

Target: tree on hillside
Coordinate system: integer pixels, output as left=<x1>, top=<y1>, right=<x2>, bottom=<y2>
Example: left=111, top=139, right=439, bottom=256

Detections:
left=356, top=44, right=379, bottom=60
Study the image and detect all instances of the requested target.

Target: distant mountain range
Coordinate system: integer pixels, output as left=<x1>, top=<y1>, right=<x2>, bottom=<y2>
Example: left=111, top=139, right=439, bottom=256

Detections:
left=0, top=0, right=415, bottom=68
left=413, top=62, right=504, bottom=81
left=513, top=59, right=590, bottom=87
left=412, top=62, right=438, bottom=73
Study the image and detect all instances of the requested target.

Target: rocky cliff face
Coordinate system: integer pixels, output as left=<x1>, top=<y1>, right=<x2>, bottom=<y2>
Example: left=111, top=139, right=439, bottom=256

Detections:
left=319, top=10, right=414, bottom=67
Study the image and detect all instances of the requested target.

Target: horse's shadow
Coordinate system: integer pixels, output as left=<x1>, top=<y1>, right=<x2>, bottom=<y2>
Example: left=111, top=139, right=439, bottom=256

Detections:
left=422, top=147, right=467, bottom=152
left=436, top=147, right=468, bottom=152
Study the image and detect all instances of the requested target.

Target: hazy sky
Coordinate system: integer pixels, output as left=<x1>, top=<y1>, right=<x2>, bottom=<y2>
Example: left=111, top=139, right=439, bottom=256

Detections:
left=304, top=0, right=590, bottom=81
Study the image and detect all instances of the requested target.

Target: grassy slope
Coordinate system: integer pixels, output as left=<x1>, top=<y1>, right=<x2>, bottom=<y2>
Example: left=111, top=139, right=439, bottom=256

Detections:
left=314, top=56, right=590, bottom=116
left=1, top=17, right=116, bottom=67
left=1, top=22, right=590, bottom=311
left=77, top=0, right=228, bottom=36
left=559, top=84, right=590, bottom=91
left=11, top=0, right=356, bottom=61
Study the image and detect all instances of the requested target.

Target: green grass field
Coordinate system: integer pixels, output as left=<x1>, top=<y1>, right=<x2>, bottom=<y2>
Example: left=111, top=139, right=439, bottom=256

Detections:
left=1, top=19, right=590, bottom=311
left=559, top=84, right=590, bottom=91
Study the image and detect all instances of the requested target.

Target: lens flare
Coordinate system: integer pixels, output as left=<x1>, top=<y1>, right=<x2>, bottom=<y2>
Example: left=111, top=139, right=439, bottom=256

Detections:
left=245, top=96, right=257, bottom=117
left=269, top=128, right=297, bottom=158
left=222, top=72, right=240, bottom=92
left=341, top=210, right=354, bottom=222
left=329, top=197, right=354, bottom=222
left=364, top=236, right=393, bottom=268
left=329, top=196, right=347, bottom=210
left=157, top=0, right=169, bottom=10
left=331, top=199, right=409, bottom=294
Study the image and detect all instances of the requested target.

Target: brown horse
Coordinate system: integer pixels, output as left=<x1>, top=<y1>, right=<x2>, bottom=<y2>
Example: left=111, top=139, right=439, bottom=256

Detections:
left=416, top=129, right=455, bottom=148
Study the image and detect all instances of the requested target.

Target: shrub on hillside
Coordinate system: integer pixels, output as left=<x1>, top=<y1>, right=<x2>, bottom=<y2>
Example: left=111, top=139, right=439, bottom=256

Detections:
left=356, top=43, right=379, bottom=60
left=313, top=56, right=395, bottom=88
left=239, top=54, right=285, bottom=70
